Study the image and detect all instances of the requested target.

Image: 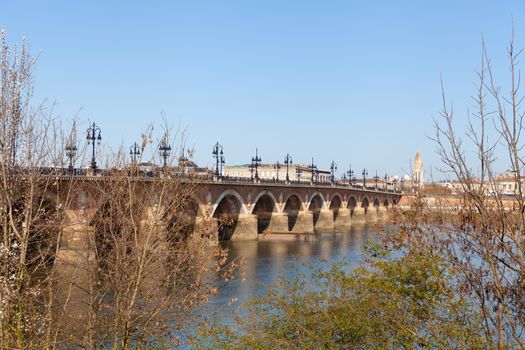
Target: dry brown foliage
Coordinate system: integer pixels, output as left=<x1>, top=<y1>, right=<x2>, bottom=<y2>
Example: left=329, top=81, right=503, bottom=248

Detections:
left=392, top=31, right=525, bottom=349
left=0, top=28, right=233, bottom=349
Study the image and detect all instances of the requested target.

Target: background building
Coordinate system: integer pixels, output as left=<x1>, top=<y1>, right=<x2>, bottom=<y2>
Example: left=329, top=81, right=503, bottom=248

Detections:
left=224, top=163, right=331, bottom=183
left=412, top=152, right=424, bottom=189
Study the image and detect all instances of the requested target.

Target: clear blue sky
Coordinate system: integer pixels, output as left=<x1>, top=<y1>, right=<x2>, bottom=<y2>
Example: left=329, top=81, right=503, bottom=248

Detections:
left=2, top=0, right=524, bottom=178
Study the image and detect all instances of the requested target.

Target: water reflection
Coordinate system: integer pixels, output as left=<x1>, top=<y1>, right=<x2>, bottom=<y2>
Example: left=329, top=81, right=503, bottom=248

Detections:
left=201, top=225, right=375, bottom=322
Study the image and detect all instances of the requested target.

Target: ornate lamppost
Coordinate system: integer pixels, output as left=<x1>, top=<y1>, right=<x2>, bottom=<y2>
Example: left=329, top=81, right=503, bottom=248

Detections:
left=251, top=148, right=262, bottom=182
left=308, top=158, right=318, bottom=184
left=130, top=142, right=140, bottom=166
left=86, top=122, right=102, bottom=172
left=159, top=136, right=171, bottom=170
left=212, top=142, right=225, bottom=177
left=374, top=171, right=379, bottom=189
left=384, top=173, right=388, bottom=190
left=274, top=161, right=281, bottom=182
left=65, top=140, right=77, bottom=173
left=362, top=168, right=368, bottom=187
left=284, top=153, right=292, bottom=183
left=347, top=164, right=354, bottom=187
left=220, top=152, right=225, bottom=176
left=330, top=161, right=337, bottom=184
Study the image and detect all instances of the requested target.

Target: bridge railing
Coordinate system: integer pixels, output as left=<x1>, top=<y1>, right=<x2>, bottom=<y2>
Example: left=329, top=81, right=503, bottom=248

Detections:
left=19, top=166, right=402, bottom=194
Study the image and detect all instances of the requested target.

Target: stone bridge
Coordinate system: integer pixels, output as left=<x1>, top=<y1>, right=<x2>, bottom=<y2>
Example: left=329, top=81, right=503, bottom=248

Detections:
left=52, top=176, right=401, bottom=241
left=200, top=181, right=400, bottom=239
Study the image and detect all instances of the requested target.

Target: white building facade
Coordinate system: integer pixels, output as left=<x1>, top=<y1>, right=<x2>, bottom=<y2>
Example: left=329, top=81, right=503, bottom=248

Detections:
left=224, top=163, right=331, bottom=183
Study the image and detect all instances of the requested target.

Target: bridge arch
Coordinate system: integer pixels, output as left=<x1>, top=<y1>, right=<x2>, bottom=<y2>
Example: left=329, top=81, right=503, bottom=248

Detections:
left=211, top=190, right=247, bottom=217
left=328, top=192, right=344, bottom=207
left=251, top=191, right=278, bottom=234
left=21, top=192, right=64, bottom=267
left=306, top=191, right=326, bottom=211
left=282, top=192, right=305, bottom=213
left=212, top=190, right=246, bottom=240
left=251, top=190, right=279, bottom=214
left=383, top=198, right=390, bottom=207
left=347, top=196, right=358, bottom=216
left=329, top=193, right=343, bottom=222
left=283, top=193, right=303, bottom=231
left=308, top=192, right=325, bottom=227
left=361, top=197, right=370, bottom=214
left=164, top=196, right=202, bottom=241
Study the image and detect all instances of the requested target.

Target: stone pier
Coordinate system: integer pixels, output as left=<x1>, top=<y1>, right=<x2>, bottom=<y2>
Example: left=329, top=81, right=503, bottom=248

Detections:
left=232, top=214, right=258, bottom=240
left=334, top=208, right=351, bottom=233
left=314, top=209, right=335, bottom=233
left=195, top=217, right=219, bottom=243
left=293, top=210, right=314, bottom=233
left=54, top=225, right=97, bottom=336
left=366, top=207, right=378, bottom=223
left=377, top=206, right=388, bottom=222
left=267, top=212, right=289, bottom=233
left=351, top=207, right=366, bottom=224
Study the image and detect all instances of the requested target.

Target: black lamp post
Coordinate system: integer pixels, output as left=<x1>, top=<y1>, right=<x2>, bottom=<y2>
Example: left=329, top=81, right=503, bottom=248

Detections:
left=65, top=141, right=77, bottom=173
left=220, top=152, right=225, bottom=176
left=251, top=148, right=262, bottom=182
left=347, top=164, right=354, bottom=186
left=308, top=158, right=318, bottom=184
left=129, top=142, right=140, bottom=166
left=86, top=122, right=102, bottom=172
left=362, top=168, right=368, bottom=187
left=179, top=147, right=189, bottom=165
left=384, top=173, right=388, bottom=190
left=284, top=153, right=292, bottom=183
left=274, top=161, right=281, bottom=182
left=374, top=171, right=379, bottom=189
left=212, top=142, right=225, bottom=177
left=330, top=161, right=337, bottom=184
left=159, top=137, right=171, bottom=169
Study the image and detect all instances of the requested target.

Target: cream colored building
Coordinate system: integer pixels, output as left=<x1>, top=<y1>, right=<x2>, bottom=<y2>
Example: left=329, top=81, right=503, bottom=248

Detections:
left=436, top=170, right=525, bottom=196
left=412, top=152, right=424, bottom=189
left=224, top=163, right=331, bottom=183
left=491, top=171, right=525, bottom=195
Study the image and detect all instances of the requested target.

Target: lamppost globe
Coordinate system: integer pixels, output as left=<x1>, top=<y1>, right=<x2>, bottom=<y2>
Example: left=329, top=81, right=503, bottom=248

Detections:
left=284, top=154, right=293, bottom=183
left=250, top=148, right=262, bottom=182
left=159, top=136, right=171, bottom=170
left=130, top=142, right=140, bottom=166
left=347, top=164, right=354, bottom=187
left=274, top=161, right=281, bottom=182
left=309, top=158, right=318, bottom=184
left=86, top=122, right=102, bottom=172
left=362, top=168, right=368, bottom=187
left=330, top=161, right=337, bottom=184
left=65, top=142, right=77, bottom=172
left=212, top=142, right=225, bottom=178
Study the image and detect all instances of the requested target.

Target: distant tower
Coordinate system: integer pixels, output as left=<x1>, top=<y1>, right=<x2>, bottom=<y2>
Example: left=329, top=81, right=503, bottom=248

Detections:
left=412, top=152, right=424, bottom=188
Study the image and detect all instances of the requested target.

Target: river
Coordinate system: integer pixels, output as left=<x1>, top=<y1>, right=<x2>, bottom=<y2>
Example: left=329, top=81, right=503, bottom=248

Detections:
left=195, top=225, right=377, bottom=327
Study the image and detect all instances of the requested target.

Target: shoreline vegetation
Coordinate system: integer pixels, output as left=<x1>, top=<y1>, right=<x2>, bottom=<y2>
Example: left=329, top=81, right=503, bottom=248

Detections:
left=2, top=26, right=525, bottom=349
left=196, top=32, right=525, bottom=349
left=0, top=28, right=236, bottom=349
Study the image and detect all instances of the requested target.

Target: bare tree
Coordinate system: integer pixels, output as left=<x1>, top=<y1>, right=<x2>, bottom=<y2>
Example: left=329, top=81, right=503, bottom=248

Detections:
left=395, top=30, right=525, bottom=349
left=0, top=28, right=235, bottom=349
left=0, top=27, right=79, bottom=348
